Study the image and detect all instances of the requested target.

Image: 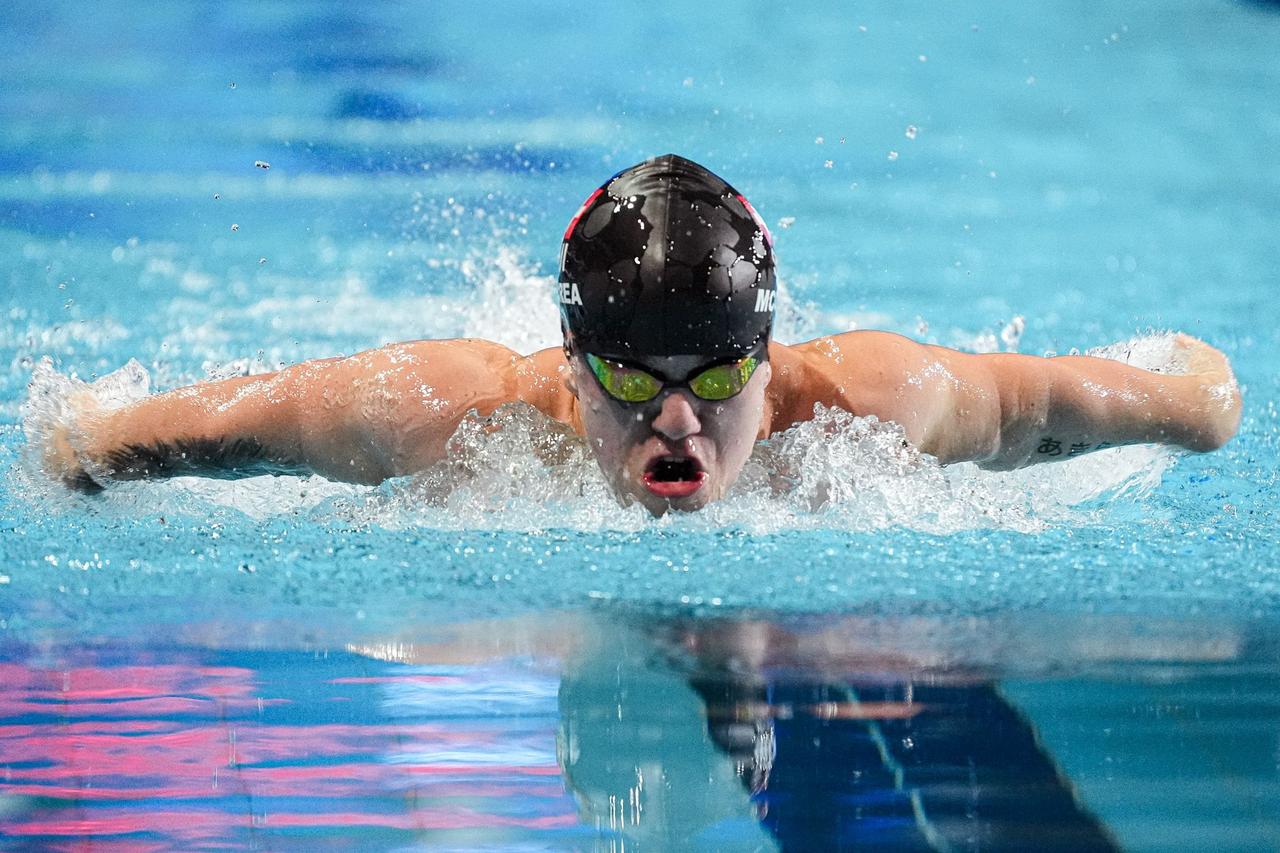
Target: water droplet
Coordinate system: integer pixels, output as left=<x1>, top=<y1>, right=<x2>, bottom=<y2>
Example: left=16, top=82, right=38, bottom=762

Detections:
left=1000, top=316, right=1025, bottom=350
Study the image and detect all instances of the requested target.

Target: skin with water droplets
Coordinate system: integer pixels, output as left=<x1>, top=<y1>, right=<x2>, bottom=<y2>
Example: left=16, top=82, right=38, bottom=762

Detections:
left=37, top=331, right=1240, bottom=514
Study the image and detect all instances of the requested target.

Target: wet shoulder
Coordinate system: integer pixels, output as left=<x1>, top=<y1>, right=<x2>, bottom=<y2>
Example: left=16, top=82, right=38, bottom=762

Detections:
left=516, top=347, right=578, bottom=429
left=344, top=339, right=524, bottom=409
left=765, top=332, right=926, bottom=432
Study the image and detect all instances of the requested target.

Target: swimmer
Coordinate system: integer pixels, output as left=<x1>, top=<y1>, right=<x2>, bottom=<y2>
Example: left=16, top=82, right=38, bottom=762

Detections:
left=36, top=154, right=1242, bottom=515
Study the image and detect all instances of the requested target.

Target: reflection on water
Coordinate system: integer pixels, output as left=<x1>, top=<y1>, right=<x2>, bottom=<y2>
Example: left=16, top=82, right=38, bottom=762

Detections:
left=2, top=612, right=1279, bottom=851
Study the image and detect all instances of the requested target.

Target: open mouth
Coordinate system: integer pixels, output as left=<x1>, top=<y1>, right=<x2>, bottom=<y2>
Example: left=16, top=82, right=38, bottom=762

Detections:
left=642, top=456, right=707, bottom=499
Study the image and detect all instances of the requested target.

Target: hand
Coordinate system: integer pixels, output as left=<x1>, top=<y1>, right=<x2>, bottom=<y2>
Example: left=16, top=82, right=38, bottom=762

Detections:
left=40, top=388, right=106, bottom=493
left=1173, top=334, right=1242, bottom=451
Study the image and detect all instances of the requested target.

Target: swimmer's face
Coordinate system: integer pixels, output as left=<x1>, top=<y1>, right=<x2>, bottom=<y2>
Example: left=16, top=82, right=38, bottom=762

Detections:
left=567, top=350, right=771, bottom=515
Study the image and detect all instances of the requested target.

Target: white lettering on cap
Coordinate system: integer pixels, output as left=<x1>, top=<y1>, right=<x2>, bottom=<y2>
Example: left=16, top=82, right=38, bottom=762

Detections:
left=560, top=281, right=583, bottom=306
left=754, top=288, right=776, bottom=313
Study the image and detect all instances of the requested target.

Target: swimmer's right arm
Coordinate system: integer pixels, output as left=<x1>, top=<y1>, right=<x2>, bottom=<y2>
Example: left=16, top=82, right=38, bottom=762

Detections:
left=45, top=340, right=536, bottom=491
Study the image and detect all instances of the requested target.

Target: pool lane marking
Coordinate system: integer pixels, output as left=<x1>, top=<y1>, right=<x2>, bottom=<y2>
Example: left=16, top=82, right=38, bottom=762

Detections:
left=831, top=683, right=952, bottom=853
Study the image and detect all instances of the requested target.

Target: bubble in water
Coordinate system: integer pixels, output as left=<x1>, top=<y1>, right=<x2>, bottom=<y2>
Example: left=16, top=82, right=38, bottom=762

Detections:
left=888, top=151, right=899, bottom=161
left=258, top=257, right=267, bottom=265
left=778, top=217, right=796, bottom=230
left=254, top=160, right=270, bottom=170
left=230, top=223, right=239, bottom=232
left=1000, top=316, right=1026, bottom=351
left=228, top=81, right=236, bottom=89
left=905, top=125, right=918, bottom=139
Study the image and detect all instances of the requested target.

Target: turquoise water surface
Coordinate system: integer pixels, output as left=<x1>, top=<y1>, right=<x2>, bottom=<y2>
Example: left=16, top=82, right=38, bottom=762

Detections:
left=2, top=1, right=1279, bottom=849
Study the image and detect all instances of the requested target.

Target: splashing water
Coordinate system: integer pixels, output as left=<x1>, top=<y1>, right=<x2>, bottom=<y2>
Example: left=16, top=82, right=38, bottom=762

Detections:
left=314, top=389, right=1171, bottom=535
left=20, top=356, right=150, bottom=482
left=15, top=230, right=1182, bottom=536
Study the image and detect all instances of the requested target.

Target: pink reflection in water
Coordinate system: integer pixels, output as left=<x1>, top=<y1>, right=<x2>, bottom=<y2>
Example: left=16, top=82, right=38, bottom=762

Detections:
left=0, top=648, right=578, bottom=847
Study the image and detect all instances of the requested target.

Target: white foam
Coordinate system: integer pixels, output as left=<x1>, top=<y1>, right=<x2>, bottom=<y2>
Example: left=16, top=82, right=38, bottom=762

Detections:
left=319, top=398, right=1170, bottom=535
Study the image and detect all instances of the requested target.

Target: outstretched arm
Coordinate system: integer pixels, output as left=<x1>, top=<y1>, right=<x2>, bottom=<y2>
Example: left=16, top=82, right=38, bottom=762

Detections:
left=788, top=332, right=1241, bottom=468
left=41, top=339, right=530, bottom=490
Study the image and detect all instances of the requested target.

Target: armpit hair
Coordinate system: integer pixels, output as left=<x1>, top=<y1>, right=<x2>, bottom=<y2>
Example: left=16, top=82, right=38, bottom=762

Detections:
left=102, top=436, right=303, bottom=482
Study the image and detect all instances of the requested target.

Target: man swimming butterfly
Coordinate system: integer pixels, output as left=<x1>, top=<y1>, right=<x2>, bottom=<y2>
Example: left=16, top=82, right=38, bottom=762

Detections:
left=39, top=155, right=1242, bottom=515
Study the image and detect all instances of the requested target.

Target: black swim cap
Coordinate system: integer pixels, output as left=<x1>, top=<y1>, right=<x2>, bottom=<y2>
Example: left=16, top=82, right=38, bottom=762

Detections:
left=558, top=154, right=776, bottom=361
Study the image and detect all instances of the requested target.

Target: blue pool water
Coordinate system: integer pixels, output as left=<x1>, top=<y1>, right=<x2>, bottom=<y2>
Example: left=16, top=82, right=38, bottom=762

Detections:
left=2, top=1, right=1279, bottom=849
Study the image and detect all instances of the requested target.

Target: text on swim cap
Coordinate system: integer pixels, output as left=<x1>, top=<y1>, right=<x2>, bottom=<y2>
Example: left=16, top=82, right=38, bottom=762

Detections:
left=560, top=281, right=583, bottom=306
left=754, top=288, right=776, bottom=313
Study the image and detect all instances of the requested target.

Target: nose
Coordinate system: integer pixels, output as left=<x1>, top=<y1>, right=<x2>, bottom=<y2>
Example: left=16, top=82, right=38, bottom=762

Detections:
left=650, top=391, right=702, bottom=441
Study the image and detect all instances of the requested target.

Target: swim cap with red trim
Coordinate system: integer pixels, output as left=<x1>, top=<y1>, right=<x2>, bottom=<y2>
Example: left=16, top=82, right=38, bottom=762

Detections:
left=558, top=154, right=776, bottom=361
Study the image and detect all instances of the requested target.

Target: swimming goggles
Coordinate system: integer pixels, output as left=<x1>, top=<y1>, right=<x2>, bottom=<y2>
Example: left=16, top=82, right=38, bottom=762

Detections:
left=585, top=348, right=763, bottom=403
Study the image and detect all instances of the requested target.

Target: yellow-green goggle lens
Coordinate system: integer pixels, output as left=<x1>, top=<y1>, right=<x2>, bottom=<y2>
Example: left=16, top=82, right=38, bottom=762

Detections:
left=587, top=354, right=663, bottom=402
left=586, top=353, right=760, bottom=403
left=688, top=356, right=759, bottom=401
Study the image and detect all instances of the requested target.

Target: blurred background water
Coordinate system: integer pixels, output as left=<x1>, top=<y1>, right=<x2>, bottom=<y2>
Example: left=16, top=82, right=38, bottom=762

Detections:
left=2, top=1, right=1279, bottom=849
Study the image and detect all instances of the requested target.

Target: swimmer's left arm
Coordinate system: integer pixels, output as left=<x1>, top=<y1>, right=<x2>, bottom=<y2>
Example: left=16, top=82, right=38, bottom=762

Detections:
left=911, top=334, right=1242, bottom=468
left=796, top=331, right=1240, bottom=468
